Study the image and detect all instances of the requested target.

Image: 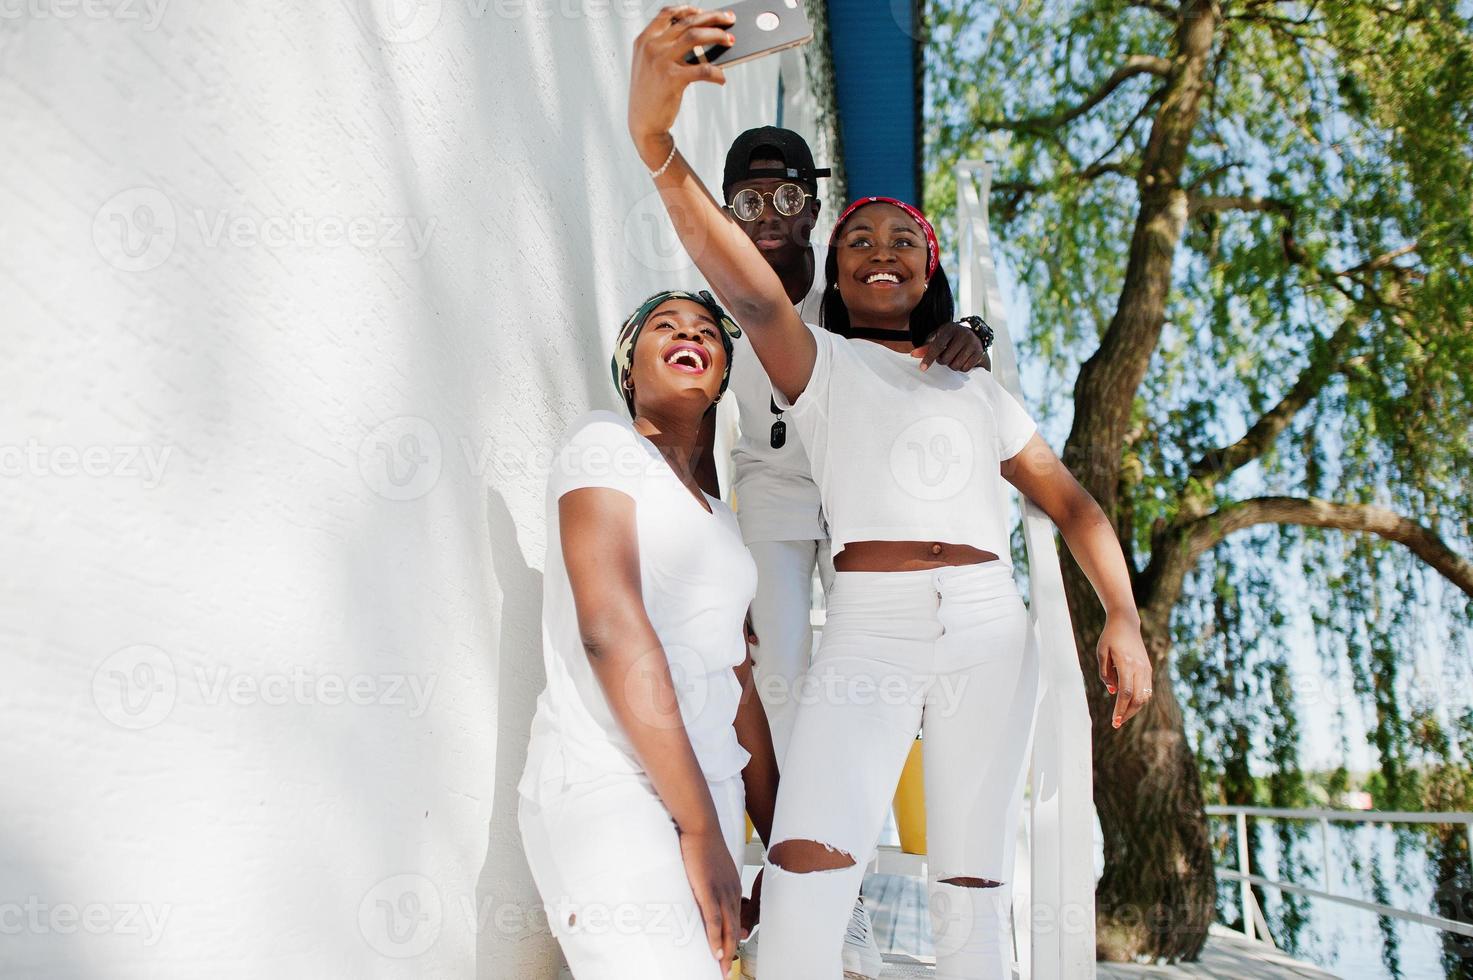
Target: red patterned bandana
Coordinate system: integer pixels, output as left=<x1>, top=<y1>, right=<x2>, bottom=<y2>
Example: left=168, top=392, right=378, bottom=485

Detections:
left=828, top=196, right=940, bottom=282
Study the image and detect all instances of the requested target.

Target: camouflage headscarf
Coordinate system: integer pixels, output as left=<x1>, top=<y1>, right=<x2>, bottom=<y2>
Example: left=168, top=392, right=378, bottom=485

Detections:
left=610, top=289, right=743, bottom=417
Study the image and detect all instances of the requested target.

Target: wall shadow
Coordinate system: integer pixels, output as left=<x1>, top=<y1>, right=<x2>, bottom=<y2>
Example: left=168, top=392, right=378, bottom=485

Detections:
left=476, top=486, right=557, bottom=978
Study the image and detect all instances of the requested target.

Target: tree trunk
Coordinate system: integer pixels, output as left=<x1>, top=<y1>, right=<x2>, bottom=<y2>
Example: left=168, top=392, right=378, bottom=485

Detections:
left=1062, top=549, right=1217, bottom=960
left=1054, top=0, right=1223, bottom=959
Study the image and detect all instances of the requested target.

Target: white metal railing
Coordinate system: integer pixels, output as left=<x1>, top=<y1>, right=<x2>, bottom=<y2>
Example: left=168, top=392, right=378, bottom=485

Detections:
left=1206, top=805, right=1473, bottom=945
left=957, top=161, right=1098, bottom=980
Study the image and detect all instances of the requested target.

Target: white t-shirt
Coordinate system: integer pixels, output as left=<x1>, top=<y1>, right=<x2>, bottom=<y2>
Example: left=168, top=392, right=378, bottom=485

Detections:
left=725, top=243, right=828, bottom=544
left=518, top=411, right=759, bottom=803
left=773, top=323, right=1038, bottom=560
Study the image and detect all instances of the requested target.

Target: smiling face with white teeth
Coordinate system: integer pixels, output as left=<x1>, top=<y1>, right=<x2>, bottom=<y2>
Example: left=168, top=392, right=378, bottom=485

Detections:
left=628, top=299, right=729, bottom=419
left=833, top=202, right=929, bottom=333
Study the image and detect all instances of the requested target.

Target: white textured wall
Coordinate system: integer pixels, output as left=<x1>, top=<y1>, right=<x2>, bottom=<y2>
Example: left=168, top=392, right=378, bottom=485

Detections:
left=0, top=4, right=812, bottom=977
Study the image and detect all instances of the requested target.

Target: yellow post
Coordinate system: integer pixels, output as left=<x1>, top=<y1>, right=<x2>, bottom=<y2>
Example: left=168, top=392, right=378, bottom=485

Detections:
left=745, top=812, right=754, bottom=843
left=892, top=736, right=927, bottom=855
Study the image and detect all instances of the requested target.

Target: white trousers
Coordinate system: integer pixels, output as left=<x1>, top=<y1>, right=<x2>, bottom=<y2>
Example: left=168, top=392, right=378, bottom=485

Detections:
left=756, top=561, right=1042, bottom=980
left=745, top=537, right=834, bottom=766
left=518, top=770, right=746, bottom=979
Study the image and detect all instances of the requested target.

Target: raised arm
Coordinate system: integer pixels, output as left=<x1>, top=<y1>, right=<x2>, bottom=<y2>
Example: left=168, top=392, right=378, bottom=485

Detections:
left=628, top=6, right=815, bottom=403
left=559, top=485, right=741, bottom=964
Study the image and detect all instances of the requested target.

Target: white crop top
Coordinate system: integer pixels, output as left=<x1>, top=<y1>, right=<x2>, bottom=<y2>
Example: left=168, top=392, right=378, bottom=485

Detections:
left=772, top=322, right=1038, bottom=560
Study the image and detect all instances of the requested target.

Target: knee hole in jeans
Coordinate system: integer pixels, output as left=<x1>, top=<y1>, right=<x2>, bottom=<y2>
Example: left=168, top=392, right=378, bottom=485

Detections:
left=938, top=876, right=1003, bottom=888
left=768, top=839, right=857, bottom=873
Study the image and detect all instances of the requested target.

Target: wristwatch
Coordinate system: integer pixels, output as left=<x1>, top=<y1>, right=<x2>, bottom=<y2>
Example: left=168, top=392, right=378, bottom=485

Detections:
left=959, top=315, right=995, bottom=351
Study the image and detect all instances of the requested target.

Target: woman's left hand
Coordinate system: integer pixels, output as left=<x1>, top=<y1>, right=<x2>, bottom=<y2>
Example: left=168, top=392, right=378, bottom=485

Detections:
left=1096, top=614, right=1153, bottom=729
left=911, top=320, right=990, bottom=373
left=629, top=7, right=737, bottom=161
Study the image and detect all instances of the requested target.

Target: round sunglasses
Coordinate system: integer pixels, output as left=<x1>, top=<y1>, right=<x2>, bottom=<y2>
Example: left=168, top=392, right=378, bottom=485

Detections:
left=726, top=182, right=814, bottom=222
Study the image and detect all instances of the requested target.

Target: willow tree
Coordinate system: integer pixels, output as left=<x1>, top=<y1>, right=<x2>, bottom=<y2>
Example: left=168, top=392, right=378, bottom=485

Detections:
left=926, top=0, right=1473, bottom=961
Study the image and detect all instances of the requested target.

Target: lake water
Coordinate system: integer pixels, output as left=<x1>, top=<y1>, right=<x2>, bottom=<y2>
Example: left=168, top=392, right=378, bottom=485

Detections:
left=1207, top=816, right=1468, bottom=979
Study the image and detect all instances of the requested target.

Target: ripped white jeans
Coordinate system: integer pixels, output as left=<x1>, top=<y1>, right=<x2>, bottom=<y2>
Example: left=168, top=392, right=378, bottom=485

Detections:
left=757, top=560, right=1041, bottom=980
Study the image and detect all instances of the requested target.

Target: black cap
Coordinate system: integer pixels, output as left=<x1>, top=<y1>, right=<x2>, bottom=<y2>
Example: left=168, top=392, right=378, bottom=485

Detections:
left=722, top=126, right=832, bottom=200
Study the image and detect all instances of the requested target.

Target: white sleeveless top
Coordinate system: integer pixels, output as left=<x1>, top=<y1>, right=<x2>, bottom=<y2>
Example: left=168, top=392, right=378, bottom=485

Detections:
left=772, top=322, right=1037, bottom=560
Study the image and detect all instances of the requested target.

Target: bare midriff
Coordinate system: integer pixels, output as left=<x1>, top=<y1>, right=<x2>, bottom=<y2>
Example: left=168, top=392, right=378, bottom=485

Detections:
left=832, top=540, right=1000, bottom=572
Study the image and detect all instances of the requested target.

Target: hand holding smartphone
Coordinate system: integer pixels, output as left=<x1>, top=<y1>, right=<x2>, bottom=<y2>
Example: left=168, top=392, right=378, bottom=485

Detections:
left=683, top=0, right=813, bottom=68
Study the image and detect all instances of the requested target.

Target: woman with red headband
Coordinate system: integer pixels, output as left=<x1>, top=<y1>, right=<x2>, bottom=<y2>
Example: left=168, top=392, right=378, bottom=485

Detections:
left=629, top=9, right=1154, bottom=978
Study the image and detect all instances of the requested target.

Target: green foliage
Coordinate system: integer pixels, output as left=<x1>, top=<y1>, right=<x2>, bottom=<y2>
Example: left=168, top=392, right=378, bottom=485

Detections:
left=928, top=0, right=1473, bottom=784
left=927, top=0, right=1473, bottom=964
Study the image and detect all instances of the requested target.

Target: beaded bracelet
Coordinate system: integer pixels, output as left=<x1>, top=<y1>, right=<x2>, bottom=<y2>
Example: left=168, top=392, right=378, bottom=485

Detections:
left=649, top=139, right=677, bottom=179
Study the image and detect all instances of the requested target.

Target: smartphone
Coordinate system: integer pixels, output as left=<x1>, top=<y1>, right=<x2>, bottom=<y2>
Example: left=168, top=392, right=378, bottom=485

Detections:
left=684, top=0, right=812, bottom=68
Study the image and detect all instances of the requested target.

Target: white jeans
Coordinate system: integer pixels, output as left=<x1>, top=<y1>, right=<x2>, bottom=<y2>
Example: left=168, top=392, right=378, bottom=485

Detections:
left=757, top=561, right=1041, bottom=980
left=518, top=770, right=746, bottom=979
left=745, top=537, right=834, bottom=765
